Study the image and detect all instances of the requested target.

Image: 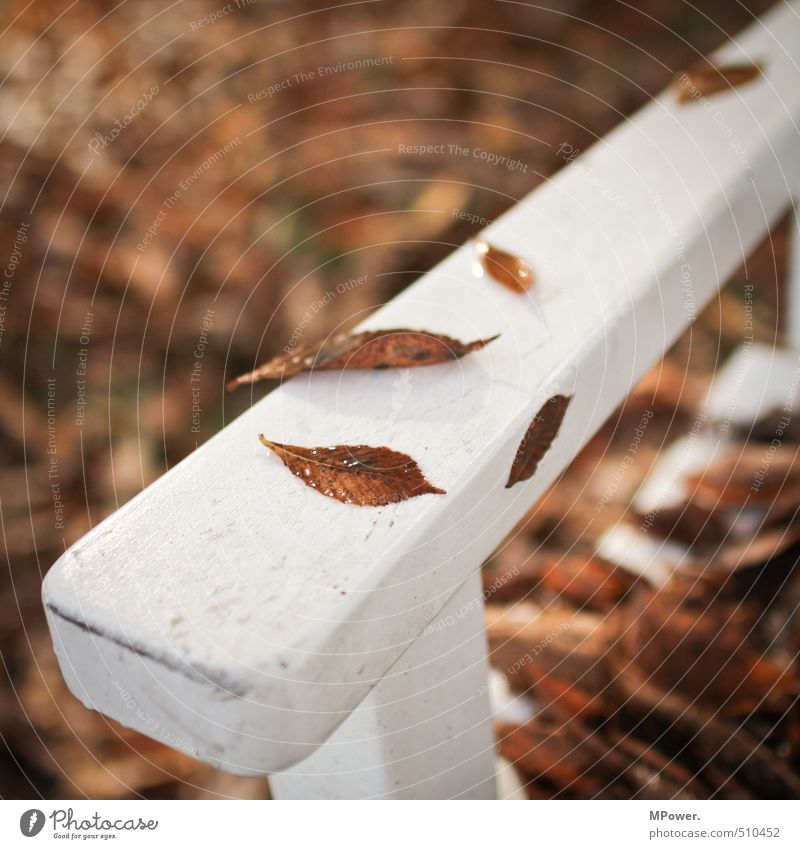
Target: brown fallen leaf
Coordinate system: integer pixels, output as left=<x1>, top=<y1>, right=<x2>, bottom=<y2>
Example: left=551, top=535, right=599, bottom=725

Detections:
left=486, top=605, right=609, bottom=720
left=715, top=521, right=800, bottom=574
left=525, top=553, right=638, bottom=612
left=615, top=581, right=798, bottom=718
left=607, top=654, right=800, bottom=799
left=227, top=329, right=499, bottom=390
left=622, top=359, right=702, bottom=422
left=498, top=719, right=621, bottom=799
left=746, top=406, right=800, bottom=444
left=687, top=443, right=800, bottom=506
left=474, top=240, right=534, bottom=292
left=630, top=499, right=730, bottom=547
left=634, top=442, right=800, bottom=551
left=498, top=719, right=702, bottom=800
left=506, top=395, right=572, bottom=488
left=259, top=435, right=445, bottom=506
left=482, top=551, right=636, bottom=610
left=674, top=59, right=762, bottom=104
left=606, top=730, right=705, bottom=801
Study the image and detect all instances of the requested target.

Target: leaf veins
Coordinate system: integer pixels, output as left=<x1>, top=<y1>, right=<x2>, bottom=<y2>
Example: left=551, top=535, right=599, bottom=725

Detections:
left=228, top=329, right=499, bottom=390
left=674, top=60, right=762, bottom=104
left=506, top=395, right=572, bottom=488
left=474, top=240, right=534, bottom=293
left=259, top=435, right=446, bottom=506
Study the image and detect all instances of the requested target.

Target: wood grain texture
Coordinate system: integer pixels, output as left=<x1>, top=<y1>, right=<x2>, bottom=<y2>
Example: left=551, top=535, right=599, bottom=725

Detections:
left=43, top=2, right=800, bottom=774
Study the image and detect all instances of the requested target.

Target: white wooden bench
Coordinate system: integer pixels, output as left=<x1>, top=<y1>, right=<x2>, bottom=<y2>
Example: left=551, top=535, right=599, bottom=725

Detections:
left=597, top=343, right=800, bottom=586
left=43, top=2, right=800, bottom=799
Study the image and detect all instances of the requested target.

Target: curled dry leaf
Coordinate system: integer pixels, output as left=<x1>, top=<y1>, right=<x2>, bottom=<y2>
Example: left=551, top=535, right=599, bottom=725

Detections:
left=615, top=582, right=797, bottom=717
left=498, top=718, right=701, bottom=800
left=473, top=240, right=534, bottom=292
left=715, top=522, right=800, bottom=574
left=259, top=435, right=445, bottom=506
left=631, top=442, right=800, bottom=553
left=482, top=551, right=636, bottom=610
left=686, top=443, right=800, bottom=506
left=674, top=59, right=762, bottom=104
left=630, top=499, right=730, bottom=547
left=228, top=329, right=499, bottom=390
left=506, top=395, right=572, bottom=488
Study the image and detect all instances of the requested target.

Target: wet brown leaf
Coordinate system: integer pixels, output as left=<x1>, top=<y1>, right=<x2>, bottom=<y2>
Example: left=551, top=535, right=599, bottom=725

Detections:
left=474, top=240, right=534, bottom=292
left=228, top=329, right=499, bottom=390
left=506, top=395, right=572, bottom=488
left=674, top=60, right=762, bottom=104
left=259, top=435, right=445, bottom=506
left=622, top=360, right=702, bottom=422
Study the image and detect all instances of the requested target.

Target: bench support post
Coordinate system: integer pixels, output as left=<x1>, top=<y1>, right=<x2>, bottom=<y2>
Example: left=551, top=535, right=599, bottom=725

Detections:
left=269, top=570, right=497, bottom=799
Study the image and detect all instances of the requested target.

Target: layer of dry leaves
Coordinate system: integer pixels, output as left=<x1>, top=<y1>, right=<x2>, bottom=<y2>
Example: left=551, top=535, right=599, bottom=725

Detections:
left=674, top=59, right=763, bottom=104
left=0, top=0, right=783, bottom=798
left=485, top=367, right=800, bottom=799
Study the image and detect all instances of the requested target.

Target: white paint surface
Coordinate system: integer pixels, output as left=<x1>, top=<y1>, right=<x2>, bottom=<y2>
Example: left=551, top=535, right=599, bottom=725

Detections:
left=269, top=571, right=496, bottom=798
left=703, top=342, right=800, bottom=430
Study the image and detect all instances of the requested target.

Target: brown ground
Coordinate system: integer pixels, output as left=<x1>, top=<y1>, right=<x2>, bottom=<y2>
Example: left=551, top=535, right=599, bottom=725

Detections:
left=0, top=0, right=790, bottom=799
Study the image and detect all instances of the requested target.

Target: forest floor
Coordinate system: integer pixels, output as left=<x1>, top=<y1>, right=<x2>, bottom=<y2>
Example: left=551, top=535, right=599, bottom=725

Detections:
left=0, top=0, right=793, bottom=798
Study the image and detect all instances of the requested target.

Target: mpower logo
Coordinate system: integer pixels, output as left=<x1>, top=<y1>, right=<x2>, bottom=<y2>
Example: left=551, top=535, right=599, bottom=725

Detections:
left=19, top=810, right=45, bottom=837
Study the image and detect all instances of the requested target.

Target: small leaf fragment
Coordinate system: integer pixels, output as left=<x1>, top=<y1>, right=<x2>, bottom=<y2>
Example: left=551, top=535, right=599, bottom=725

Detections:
left=228, top=329, right=499, bottom=390
left=506, top=395, right=572, bottom=488
left=474, top=240, right=534, bottom=293
left=674, top=60, right=762, bottom=104
left=259, top=435, right=445, bottom=506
